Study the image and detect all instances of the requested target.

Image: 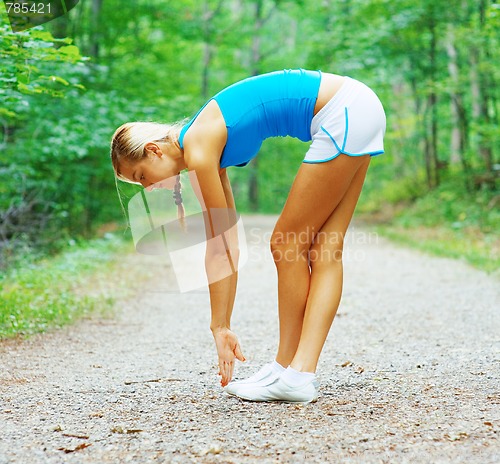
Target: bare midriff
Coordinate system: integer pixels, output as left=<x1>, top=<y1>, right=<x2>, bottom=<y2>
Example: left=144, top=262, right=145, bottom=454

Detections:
left=313, top=73, right=346, bottom=116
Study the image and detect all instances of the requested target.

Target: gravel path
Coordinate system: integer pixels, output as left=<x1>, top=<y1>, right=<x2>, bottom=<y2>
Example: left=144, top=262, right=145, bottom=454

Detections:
left=1, top=215, right=499, bottom=463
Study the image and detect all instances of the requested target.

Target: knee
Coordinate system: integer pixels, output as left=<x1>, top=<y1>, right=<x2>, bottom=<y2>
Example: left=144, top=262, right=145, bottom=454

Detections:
left=308, top=240, right=344, bottom=271
left=270, top=230, right=308, bottom=266
left=270, top=228, right=285, bottom=254
left=269, top=232, right=288, bottom=266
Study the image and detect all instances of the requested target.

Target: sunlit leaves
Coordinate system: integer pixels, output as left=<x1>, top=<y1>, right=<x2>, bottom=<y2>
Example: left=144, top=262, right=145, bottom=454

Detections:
left=0, top=16, right=86, bottom=127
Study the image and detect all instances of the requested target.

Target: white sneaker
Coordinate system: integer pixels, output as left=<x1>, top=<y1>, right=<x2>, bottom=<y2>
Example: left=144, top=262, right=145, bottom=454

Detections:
left=234, top=376, right=319, bottom=404
left=224, top=362, right=282, bottom=396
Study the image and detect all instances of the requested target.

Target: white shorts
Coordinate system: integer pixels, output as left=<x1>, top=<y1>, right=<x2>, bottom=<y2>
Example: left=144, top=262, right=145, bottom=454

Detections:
left=304, top=76, right=386, bottom=163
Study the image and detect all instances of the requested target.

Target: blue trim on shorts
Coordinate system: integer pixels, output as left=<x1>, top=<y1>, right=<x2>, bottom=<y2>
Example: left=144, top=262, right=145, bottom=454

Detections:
left=303, top=106, right=384, bottom=164
left=341, top=107, right=349, bottom=151
left=303, top=150, right=384, bottom=164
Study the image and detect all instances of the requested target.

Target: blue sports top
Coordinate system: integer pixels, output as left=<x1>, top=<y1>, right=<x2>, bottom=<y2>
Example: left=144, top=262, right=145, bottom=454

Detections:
left=178, top=69, right=321, bottom=168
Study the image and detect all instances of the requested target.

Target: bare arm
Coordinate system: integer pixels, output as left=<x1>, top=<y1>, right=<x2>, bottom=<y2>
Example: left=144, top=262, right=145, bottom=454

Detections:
left=189, top=162, right=236, bottom=328
left=183, top=101, right=245, bottom=386
left=219, top=168, right=239, bottom=328
left=186, top=153, right=245, bottom=386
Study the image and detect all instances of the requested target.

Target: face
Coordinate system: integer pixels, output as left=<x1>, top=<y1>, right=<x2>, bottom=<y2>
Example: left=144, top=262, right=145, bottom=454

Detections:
left=119, top=143, right=184, bottom=190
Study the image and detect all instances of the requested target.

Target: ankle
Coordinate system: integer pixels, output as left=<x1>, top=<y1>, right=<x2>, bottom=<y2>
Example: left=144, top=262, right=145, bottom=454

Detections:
left=281, top=366, right=315, bottom=387
left=271, top=360, right=286, bottom=372
left=275, top=354, right=294, bottom=367
left=289, top=362, right=316, bottom=374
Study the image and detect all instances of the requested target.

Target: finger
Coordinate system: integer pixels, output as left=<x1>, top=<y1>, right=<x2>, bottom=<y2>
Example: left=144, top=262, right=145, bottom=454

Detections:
left=234, top=343, right=246, bottom=362
left=221, top=362, right=229, bottom=386
left=229, top=360, right=234, bottom=383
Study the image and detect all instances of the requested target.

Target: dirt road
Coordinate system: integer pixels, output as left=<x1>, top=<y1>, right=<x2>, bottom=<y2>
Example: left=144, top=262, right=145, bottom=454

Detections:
left=1, top=215, right=498, bottom=463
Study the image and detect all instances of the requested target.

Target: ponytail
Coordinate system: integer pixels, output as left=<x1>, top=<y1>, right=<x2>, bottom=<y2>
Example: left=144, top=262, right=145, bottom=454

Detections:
left=173, top=174, right=186, bottom=230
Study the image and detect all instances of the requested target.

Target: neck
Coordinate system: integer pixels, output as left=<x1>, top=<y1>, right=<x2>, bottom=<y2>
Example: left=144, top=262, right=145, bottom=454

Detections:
left=158, top=141, right=187, bottom=171
left=157, top=141, right=180, bottom=159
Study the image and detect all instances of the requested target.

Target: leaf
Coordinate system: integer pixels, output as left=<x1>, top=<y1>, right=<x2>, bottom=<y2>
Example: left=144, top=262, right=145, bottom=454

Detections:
left=0, top=108, right=17, bottom=119
left=202, top=444, right=222, bottom=455
left=17, top=81, right=42, bottom=95
left=62, top=433, right=90, bottom=439
left=444, top=432, right=468, bottom=442
left=30, top=30, right=55, bottom=42
left=58, top=443, right=91, bottom=453
left=111, top=426, right=142, bottom=434
left=40, top=75, right=70, bottom=86
left=58, top=45, right=81, bottom=61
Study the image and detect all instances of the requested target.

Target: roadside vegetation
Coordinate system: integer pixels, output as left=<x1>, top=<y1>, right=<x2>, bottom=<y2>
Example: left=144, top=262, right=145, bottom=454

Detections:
left=0, top=234, right=135, bottom=339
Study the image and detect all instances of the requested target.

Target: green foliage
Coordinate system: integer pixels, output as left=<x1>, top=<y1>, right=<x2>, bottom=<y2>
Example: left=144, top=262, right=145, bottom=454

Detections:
left=373, top=169, right=500, bottom=274
left=375, top=224, right=500, bottom=274
left=0, top=13, right=84, bottom=123
left=0, top=234, right=126, bottom=339
left=1, top=0, right=498, bottom=274
left=392, top=171, right=499, bottom=234
left=223, top=141, right=301, bottom=214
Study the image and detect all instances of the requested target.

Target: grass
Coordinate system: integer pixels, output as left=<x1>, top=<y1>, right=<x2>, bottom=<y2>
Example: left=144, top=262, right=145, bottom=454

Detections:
left=0, top=232, right=135, bottom=340
left=358, top=172, right=500, bottom=275
left=373, top=223, right=500, bottom=274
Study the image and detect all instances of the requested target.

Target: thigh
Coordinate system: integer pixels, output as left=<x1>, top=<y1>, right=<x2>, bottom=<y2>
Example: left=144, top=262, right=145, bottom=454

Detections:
left=274, top=154, right=370, bottom=245
left=309, top=156, right=370, bottom=263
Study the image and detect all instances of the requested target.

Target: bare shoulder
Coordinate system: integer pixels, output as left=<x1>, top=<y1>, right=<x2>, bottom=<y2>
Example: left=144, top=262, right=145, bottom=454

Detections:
left=183, top=100, right=227, bottom=168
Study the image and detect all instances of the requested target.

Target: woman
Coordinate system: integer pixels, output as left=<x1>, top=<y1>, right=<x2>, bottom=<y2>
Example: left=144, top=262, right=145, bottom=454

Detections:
left=110, top=68, right=386, bottom=403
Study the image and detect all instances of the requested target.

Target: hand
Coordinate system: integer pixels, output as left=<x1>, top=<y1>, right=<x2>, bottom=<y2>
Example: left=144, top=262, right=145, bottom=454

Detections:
left=212, top=328, right=246, bottom=387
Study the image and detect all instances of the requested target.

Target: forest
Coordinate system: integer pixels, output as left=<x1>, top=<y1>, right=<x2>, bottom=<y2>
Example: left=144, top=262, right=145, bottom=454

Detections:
left=1, top=4, right=499, bottom=459
left=0, top=0, right=498, bottom=273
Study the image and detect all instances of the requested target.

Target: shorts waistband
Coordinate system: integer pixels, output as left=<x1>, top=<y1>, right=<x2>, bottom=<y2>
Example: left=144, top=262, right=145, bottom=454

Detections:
left=311, top=76, right=361, bottom=135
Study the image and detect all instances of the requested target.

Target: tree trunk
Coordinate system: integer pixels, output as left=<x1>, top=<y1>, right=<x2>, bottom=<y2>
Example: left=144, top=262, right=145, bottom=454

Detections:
left=477, top=0, right=493, bottom=174
left=201, top=1, right=212, bottom=100
left=446, top=23, right=472, bottom=189
left=50, top=11, right=69, bottom=39
left=388, top=81, right=407, bottom=172
left=339, top=0, right=351, bottom=53
left=426, top=10, right=439, bottom=188
left=470, top=54, right=481, bottom=122
left=200, top=0, right=225, bottom=99
left=89, top=0, right=103, bottom=59
left=445, top=24, right=462, bottom=165
left=468, top=0, right=494, bottom=189
left=424, top=132, right=433, bottom=189
left=201, top=43, right=213, bottom=100
left=247, top=0, right=265, bottom=212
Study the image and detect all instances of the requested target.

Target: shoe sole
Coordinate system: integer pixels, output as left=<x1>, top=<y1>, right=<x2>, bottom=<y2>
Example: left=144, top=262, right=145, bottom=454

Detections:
left=234, top=392, right=318, bottom=405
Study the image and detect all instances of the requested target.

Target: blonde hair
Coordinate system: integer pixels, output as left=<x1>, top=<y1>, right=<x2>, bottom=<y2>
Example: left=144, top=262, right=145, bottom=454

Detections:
left=110, top=121, right=186, bottom=228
